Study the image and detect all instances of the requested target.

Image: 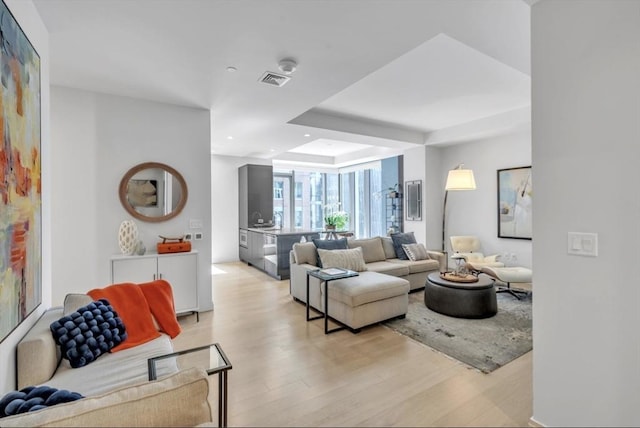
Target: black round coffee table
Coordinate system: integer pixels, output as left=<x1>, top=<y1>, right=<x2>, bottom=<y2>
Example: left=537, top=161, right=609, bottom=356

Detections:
left=424, top=272, right=497, bottom=318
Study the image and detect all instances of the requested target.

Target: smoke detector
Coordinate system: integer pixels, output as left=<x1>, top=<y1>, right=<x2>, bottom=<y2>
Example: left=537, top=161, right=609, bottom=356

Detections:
left=278, top=58, right=297, bottom=75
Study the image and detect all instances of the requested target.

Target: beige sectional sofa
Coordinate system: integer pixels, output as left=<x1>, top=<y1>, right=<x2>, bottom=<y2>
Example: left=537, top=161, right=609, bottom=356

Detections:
left=289, top=236, right=445, bottom=331
left=4, top=294, right=213, bottom=426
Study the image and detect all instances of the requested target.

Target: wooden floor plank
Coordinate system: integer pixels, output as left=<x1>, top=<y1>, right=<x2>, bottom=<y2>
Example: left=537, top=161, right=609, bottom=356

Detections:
left=175, top=262, right=532, bottom=427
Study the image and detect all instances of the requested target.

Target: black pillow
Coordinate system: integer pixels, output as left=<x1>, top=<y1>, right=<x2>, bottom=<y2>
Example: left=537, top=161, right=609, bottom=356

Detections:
left=390, top=232, right=417, bottom=260
left=50, top=299, right=127, bottom=368
left=312, top=238, right=349, bottom=267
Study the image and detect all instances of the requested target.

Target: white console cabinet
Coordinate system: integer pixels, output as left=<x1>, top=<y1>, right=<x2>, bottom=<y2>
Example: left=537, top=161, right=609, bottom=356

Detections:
left=110, top=251, right=198, bottom=316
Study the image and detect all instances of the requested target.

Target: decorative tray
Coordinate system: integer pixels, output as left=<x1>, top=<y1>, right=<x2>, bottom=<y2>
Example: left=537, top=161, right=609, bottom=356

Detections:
left=440, top=272, right=479, bottom=283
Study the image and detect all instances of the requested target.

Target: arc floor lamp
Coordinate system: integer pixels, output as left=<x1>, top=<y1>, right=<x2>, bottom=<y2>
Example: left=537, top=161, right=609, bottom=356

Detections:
left=442, top=164, right=476, bottom=252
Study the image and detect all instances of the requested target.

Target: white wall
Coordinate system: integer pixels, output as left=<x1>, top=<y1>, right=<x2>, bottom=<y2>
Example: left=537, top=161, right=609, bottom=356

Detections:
left=532, top=1, right=640, bottom=426
left=211, top=154, right=271, bottom=262
left=440, top=130, right=532, bottom=268
left=50, top=87, right=213, bottom=311
left=0, top=0, right=50, bottom=394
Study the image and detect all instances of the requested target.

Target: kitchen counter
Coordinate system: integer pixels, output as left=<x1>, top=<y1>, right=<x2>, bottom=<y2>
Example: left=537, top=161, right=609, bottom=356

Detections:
left=240, top=228, right=320, bottom=279
left=247, top=227, right=318, bottom=236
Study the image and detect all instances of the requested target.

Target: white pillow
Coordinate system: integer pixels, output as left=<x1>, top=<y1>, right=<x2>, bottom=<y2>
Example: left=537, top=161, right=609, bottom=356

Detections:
left=402, top=243, right=430, bottom=261
left=317, top=247, right=367, bottom=272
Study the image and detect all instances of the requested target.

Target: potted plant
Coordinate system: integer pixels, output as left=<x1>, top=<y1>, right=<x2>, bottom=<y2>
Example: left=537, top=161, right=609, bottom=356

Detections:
left=387, top=183, right=400, bottom=198
left=324, top=203, right=349, bottom=230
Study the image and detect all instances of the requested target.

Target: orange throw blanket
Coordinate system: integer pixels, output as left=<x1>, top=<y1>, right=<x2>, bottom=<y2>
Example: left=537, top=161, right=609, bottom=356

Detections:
left=88, top=280, right=181, bottom=352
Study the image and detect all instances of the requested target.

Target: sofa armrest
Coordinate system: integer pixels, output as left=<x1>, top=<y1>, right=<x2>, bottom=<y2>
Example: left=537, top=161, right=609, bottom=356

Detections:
left=17, top=307, right=63, bottom=389
left=2, top=367, right=212, bottom=427
left=484, top=254, right=501, bottom=263
left=427, top=251, right=447, bottom=273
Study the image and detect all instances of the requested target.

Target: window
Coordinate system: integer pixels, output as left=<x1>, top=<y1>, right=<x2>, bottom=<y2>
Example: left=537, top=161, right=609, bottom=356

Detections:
left=274, top=181, right=284, bottom=199
left=295, top=182, right=303, bottom=199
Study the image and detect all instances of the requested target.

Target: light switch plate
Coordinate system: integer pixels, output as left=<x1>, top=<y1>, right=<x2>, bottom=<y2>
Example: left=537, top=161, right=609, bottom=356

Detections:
left=567, top=232, right=598, bottom=257
left=189, top=219, right=203, bottom=229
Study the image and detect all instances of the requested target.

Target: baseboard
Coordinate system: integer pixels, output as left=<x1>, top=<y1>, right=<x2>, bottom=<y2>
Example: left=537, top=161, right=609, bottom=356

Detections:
left=529, top=416, right=545, bottom=427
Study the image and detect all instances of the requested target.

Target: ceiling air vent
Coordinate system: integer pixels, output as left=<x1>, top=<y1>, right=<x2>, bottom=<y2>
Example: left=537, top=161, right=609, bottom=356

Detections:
left=259, top=71, right=291, bottom=87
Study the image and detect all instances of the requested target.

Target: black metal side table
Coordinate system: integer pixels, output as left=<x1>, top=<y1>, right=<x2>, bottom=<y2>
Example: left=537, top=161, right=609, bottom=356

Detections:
left=148, top=343, right=232, bottom=427
left=306, top=268, right=359, bottom=334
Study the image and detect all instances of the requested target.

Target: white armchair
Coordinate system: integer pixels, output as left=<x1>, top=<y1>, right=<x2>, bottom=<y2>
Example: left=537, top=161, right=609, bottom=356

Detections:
left=449, top=235, right=505, bottom=271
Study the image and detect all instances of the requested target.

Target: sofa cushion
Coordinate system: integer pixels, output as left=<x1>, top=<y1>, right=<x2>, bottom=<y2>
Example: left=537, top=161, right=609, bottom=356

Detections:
left=292, top=242, right=318, bottom=266
left=387, top=258, right=440, bottom=274
left=312, top=238, right=348, bottom=267
left=347, top=237, right=386, bottom=263
left=63, top=294, right=93, bottom=316
left=0, top=367, right=212, bottom=428
left=317, top=247, right=367, bottom=272
left=380, top=237, right=397, bottom=259
left=50, top=299, right=127, bottom=368
left=327, top=271, right=409, bottom=307
left=390, top=232, right=417, bottom=260
left=365, top=260, right=410, bottom=277
left=43, top=334, right=176, bottom=397
left=402, top=243, right=430, bottom=261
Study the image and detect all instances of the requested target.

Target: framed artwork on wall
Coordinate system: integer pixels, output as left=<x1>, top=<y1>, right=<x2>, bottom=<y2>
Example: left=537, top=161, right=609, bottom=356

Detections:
left=497, top=166, right=532, bottom=240
left=0, top=0, right=42, bottom=342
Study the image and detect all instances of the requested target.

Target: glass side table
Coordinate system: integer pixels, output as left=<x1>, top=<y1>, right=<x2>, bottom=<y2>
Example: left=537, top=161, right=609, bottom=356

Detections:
left=306, top=267, right=359, bottom=334
left=148, top=343, right=232, bottom=427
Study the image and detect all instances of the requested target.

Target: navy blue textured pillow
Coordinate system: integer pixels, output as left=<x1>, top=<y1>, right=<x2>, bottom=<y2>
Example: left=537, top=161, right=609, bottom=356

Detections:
left=312, top=238, right=348, bottom=267
left=390, top=232, right=417, bottom=260
left=50, top=299, right=127, bottom=368
left=0, top=385, right=83, bottom=418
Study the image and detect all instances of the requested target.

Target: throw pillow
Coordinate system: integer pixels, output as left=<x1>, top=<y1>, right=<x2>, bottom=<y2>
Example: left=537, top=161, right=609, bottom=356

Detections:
left=380, top=237, right=397, bottom=259
left=347, top=237, right=386, bottom=263
left=292, top=242, right=318, bottom=266
left=312, top=238, right=348, bottom=267
left=402, top=243, right=430, bottom=261
left=50, top=299, right=127, bottom=368
left=390, top=232, right=417, bottom=260
left=317, top=247, right=367, bottom=272
left=0, top=386, right=83, bottom=418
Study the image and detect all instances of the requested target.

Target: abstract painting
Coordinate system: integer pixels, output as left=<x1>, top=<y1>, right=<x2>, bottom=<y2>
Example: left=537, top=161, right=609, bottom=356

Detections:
left=497, top=166, right=532, bottom=240
left=0, top=0, right=41, bottom=342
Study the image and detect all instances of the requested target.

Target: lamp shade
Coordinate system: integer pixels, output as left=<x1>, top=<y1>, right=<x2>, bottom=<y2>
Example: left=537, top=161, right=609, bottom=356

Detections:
left=445, top=169, right=476, bottom=191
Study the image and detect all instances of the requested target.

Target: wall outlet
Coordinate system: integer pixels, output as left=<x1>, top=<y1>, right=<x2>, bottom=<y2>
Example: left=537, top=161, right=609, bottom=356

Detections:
left=194, top=232, right=203, bottom=240
left=184, top=233, right=193, bottom=241
left=567, top=232, right=598, bottom=257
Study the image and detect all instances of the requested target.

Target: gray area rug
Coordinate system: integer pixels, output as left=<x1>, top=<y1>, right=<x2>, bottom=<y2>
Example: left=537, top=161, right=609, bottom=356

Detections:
left=383, top=289, right=532, bottom=373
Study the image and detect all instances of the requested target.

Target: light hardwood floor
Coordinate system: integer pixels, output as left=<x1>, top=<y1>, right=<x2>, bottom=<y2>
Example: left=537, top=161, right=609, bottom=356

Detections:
left=173, top=262, right=532, bottom=427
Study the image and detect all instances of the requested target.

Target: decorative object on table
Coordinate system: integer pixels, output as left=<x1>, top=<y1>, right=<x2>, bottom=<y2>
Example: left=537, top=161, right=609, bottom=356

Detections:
left=441, top=164, right=476, bottom=252
left=157, top=235, right=192, bottom=254
left=323, top=202, right=348, bottom=231
left=439, top=271, right=479, bottom=283
left=118, top=220, right=139, bottom=255
left=497, top=166, right=532, bottom=239
left=451, top=252, right=466, bottom=274
left=135, top=240, right=146, bottom=255
left=0, top=0, right=42, bottom=343
left=383, top=291, right=532, bottom=373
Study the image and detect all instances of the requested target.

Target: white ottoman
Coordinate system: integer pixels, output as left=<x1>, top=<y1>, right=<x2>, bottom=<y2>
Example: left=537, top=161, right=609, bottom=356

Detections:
left=480, top=266, right=532, bottom=299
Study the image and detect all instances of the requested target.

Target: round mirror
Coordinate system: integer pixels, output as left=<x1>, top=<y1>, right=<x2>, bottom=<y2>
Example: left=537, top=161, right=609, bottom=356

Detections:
left=119, top=162, right=188, bottom=223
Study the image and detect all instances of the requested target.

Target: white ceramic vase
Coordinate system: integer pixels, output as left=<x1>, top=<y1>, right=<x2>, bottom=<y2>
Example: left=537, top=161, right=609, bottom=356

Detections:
left=118, top=220, right=139, bottom=255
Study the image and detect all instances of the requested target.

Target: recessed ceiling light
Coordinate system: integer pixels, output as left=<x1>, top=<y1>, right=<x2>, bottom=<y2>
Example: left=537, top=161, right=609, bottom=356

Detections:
left=270, top=148, right=276, bottom=152
left=226, top=66, right=237, bottom=72
left=304, top=133, right=311, bottom=137
left=227, top=136, right=233, bottom=140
